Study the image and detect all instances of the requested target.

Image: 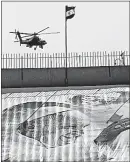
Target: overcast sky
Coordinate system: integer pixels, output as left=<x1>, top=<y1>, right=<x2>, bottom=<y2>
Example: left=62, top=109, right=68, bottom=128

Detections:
left=2, top=2, right=129, bottom=54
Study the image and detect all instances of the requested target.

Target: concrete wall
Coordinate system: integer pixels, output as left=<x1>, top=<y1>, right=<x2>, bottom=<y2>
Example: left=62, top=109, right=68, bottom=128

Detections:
left=68, top=66, right=130, bottom=86
left=68, top=67, right=110, bottom=86
left=22, top=68, right=65, bottom=87
left=1, top=66, right=129, bottom=88
left=109, top=66, right=129, bottom=85
left=2, top=69, right=22, bottom=88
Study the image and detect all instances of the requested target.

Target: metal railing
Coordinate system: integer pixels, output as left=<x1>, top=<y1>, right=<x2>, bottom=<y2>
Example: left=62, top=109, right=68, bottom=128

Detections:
left=1, top=51, right=130, bottom=69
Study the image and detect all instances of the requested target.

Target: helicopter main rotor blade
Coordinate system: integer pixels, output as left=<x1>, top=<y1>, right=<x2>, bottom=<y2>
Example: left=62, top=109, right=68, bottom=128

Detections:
left=37, top=27, right=49, bottom=34
left=10, top=32, right=16, bottom=33
left=19, top=32, right=33, bottom=35
left=14, top=41, right=19, bottom=42
left=39, top=32, right=60, bottom=35
left=10, top=27, right=50, bottom=36
left=10, top=31, right=33, bottom=35
left=20, top=27, right=50, bottom=35
left=21, top=31, right=60, bottom=37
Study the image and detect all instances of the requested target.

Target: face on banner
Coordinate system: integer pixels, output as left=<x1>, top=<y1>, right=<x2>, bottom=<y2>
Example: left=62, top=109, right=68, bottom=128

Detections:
left=17, top=110, right=89, bottom=148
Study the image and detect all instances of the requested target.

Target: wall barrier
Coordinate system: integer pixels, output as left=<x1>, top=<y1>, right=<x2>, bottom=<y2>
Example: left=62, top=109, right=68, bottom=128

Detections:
left=2, top=66, right=129, bottom=88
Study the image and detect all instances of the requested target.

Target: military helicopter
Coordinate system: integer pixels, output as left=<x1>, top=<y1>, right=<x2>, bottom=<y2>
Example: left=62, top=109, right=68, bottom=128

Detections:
left=10, top=27, right=60, bottom=50
left=94, top=117, right=130, bottom=145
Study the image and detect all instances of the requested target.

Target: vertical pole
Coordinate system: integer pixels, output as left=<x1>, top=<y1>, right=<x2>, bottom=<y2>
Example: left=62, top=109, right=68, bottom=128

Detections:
left=108, top=53, right=111, bottom=77
left=21, top=56, right=23, bottom=87
left=65, top=6, right=68, bottom=86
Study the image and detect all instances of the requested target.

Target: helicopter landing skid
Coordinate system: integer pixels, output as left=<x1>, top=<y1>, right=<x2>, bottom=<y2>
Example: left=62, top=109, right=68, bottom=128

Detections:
left=34, top=46, right=37, bottom=50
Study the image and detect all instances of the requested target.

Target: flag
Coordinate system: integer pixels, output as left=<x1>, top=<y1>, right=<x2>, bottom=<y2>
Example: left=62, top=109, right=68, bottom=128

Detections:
left=66, top=6, right=76, bottom=20
left=106, top=113, right=123, bottom=124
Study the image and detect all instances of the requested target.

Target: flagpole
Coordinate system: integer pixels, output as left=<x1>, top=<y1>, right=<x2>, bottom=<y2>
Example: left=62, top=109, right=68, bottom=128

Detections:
left=65, top=5, right=68, bottom=86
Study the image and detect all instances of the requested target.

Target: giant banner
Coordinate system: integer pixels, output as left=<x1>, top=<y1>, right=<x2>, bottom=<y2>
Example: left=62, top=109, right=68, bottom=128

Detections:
left=2, top=86, right=129, bottom=161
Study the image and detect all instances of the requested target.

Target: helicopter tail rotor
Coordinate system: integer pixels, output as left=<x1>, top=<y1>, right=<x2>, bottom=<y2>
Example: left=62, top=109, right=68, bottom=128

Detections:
left=10, top=29, right=18, bottom=40
left=10, top=29, right=22, bottom=45
left=15, top=29, right=17, bottom=39
left=15, top=30, right=21, bottom=45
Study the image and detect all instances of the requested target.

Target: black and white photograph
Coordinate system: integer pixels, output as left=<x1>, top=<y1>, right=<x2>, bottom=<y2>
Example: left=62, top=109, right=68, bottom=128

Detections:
left=1, top=1, right=130, bottom=162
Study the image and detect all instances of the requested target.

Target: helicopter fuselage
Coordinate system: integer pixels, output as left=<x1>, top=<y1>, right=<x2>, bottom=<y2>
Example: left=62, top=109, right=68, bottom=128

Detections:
left=25, top=37, right=47, bottom=47
left=18, top=33, right=47, bottom=46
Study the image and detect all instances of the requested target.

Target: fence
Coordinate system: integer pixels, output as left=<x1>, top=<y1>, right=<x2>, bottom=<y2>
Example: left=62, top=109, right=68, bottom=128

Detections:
left=1, top=51, right=130, bottom=69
